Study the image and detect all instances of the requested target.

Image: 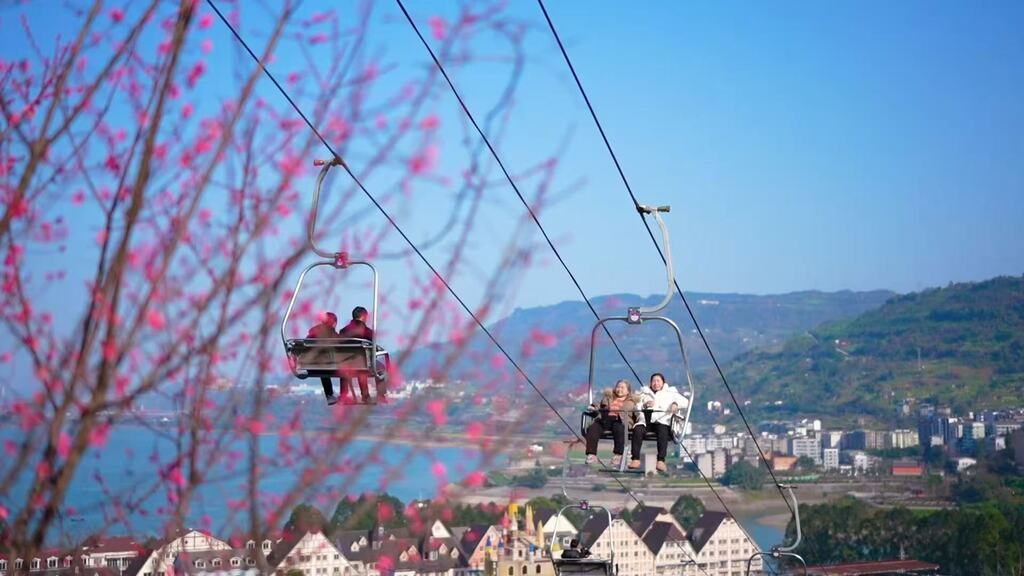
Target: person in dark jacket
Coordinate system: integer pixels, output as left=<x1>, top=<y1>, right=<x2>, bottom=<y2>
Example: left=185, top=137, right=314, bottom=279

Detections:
left=560, top=539, right=590, bottom=559
left=307, top=312, right=339, bottom=405
left=338, top=306, right=378, bottom=402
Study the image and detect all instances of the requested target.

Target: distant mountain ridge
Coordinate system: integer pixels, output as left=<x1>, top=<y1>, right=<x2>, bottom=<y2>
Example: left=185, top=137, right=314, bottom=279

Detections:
left=720, top=275, right=1024, bottom=421
left=401, top=289, right=895, bottom=392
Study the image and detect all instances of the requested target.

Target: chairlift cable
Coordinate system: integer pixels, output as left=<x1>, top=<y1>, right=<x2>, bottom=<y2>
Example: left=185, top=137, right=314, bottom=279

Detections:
left=393, top=7, right=730, bottom=575
left=204, top=0, right=579, bottom=431
left=204, top=6, right=697, bottom=559
left=393, top=0, right=643, bottom=388
left=396, top=0, right=745, bottom=539
left=535, top=0, right=796, bottom=518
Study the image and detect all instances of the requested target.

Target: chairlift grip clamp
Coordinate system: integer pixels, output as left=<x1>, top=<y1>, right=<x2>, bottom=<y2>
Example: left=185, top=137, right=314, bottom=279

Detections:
left=627, top=307, right=643, bottom=325
left=637, top=204, right=671, bottom=214
left=334, top=251, right=350, bottom=268
left=313, top=156, right=345, bottom=167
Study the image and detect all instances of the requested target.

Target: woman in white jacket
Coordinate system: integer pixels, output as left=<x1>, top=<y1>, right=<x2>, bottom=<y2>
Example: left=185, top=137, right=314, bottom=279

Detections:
left=629, top=373, right=688, bottom=472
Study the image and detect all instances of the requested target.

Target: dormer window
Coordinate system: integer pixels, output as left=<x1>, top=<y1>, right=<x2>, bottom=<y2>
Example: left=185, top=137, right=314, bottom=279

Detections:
left=429, top=551, right=437, bottom=561
left=350, top=543, right=359, bottom=553
left=439, top=544, right=447, bottom=554
left=31, top=559, right=40, bottom=570
left=262, top=541, right=271, bottom=551
left=47, top=558, right=57, bottom=569
left=230, top=558, right=240, bottom=567
left=246, top=541, right=255, bottom=550
left=194, top=560, right=205, bottom=568
left=358, top=537, right=367, bottom=546
left=63, top=557, right=72, bottom=568
left=15, top=559, right=24, bottom=569
left=1, top=559, right=8, bottom=571
left=211, top=559, right=221, bottom=567
left=450, top=549, right=458, bottom=558
left=246, top=559, right=256, bottom=566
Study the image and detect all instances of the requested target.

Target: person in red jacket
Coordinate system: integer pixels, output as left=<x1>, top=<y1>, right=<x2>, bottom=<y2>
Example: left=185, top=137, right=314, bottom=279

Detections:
left=338, top=306, right=378, bottom=402
left=307, top=311, right=340, bottom=405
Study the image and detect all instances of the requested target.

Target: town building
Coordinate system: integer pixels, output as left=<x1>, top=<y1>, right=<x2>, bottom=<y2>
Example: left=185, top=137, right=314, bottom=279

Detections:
left=133, top=529, right=231, bottom=576
left=580, top=516, right=655, bottom=576
left=770, top=455, right=797, bottom=472
left=628, top=507, right=697, bottom=576
left=885, top=429, right=919, bottom=449
left=822, top=448, right=840, bottom=471
left=687, top=511, right=762, bottom=576
left=891, top=461, right=924, bottom=477
left=789, top=437, right=822, bottom=465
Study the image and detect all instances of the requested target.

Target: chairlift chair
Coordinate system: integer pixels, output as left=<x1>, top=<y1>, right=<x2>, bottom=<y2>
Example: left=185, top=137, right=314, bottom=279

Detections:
left=280, top=158, right=391, bottom=400
left=745, top=484, right=808, bottom=576
left=580, top=205, right=694, bottom=470
left=550, top=451, right=617, bottom=576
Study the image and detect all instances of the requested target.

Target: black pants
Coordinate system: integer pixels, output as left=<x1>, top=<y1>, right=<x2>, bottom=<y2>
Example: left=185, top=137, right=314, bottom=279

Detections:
left=631, top=422, right=672, bottom=461
left=342, top=375, right=369, bottom=399
left=585, top=418, right=624, bottom=456
left=320, top=377, right=335, bottom=399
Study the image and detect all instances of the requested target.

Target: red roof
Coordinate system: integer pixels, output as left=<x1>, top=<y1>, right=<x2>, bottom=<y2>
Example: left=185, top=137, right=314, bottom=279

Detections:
left=806, top=559, right=940, bottom=575
left=892, top=465, right=924, bottom=475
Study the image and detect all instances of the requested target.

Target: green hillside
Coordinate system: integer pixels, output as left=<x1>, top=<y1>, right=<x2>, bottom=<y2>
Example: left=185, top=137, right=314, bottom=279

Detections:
left=722, top=276, right=1024, bottom=421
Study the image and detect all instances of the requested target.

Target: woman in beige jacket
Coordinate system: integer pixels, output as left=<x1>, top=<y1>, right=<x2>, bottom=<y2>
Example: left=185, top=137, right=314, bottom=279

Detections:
left=584, top=379, right=641, bottom=466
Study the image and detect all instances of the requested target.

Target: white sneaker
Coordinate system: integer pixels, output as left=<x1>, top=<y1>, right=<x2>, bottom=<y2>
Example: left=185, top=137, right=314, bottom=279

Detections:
left=326, top=396, right=338, bottom=406
left=586, top=454, right=597, bottom=464
left=611, top=455, right=622, bottom=467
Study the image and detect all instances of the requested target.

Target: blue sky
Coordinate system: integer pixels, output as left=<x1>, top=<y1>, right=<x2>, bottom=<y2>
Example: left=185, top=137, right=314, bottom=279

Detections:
left=8, top=0, right=1024, bottom=319
left=491, top=0, right=1024, bottom=305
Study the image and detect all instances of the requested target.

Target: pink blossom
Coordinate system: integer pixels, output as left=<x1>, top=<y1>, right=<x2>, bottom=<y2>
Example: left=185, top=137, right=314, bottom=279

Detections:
left=187, top=61, right=206, bottom=88
left=465, top=421, right=484, bottom=440
left=181, top=102, right=194, bottom=119
left=0, top=352, right=11, bottom=363
left=201, top=39, right=213, bottom=54
left=419, top=114, right=439, bottom=130
left=89, top=423, right=111, bottom=448
left=426, top=400, right=447, bottom=427
left=109, top=8, right=125, bottom=23
left=432, top=461, right=447, bottom=479
left=428, top=16, right=447, bottom=40
left=408, top=145, right=439, bottom=174
left=464, top=471, right=486, bottom=488
left=146, top=310, right=166, bottom=330
left=57, top=432, right=71, bottom=459
left=199, top=13, right=214, bottom=29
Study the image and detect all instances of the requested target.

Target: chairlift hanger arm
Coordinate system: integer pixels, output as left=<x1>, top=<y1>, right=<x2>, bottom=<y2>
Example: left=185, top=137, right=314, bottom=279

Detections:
left=635, top=205, right=674, bottom=317
left=308, top=157, right=346, bottom=260
left=775, top=484, right=802, bottom=552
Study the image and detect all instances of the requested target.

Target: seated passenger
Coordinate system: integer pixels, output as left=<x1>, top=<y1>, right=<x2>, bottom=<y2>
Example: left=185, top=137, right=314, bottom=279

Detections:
left=584, top=379, right=640, bottom=467
left=338, top=306, right=378, bottom=402
left=630, top=372, right=688, bottom=472
left=307, top=311, right=340, bottom=406
left=560, top=538, right=591, bottom=559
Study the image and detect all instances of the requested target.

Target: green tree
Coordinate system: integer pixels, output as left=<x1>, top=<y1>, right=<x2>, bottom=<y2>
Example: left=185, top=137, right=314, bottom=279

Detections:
left=795, top=455, right=817, bottom=472
left=670, top=495, right=704, bottom=530
left=285, top=503, right=327, bottom=534
left=329, top=494, right=407, bottom=532
left=515, top=468, right=548, bottom=489
left=526, top=494, right=585, bottom=528
left=720, top=461, right=767, bottom=490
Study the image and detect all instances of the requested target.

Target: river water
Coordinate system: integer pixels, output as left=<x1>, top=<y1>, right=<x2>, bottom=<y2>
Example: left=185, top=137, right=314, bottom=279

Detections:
left=2, top=425, right=503, bottom=541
